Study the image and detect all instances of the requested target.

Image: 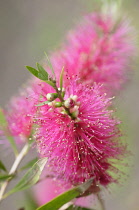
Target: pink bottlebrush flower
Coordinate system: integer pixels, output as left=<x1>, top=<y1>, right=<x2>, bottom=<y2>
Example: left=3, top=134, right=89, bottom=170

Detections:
left=35, top=77, right=126, bottom=186
left=2, top=79, right=53, bottom=144
left=33, top=177, right=96, bottom=208
left=45, top=12, right=136, bottom=95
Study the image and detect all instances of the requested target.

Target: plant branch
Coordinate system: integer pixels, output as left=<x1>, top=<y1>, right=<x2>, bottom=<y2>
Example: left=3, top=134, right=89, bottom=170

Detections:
left=97, top=193, right=106, bottom=210
left=0, top=143, right=30, bottom=202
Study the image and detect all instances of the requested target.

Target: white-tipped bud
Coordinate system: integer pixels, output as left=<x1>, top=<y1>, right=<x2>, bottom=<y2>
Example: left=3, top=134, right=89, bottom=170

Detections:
left=72, top=95, right=78, bottom=102
left=70, top=94, right=74, bottom=98
left=48, top=102, right=53, bottom=106
left=46, top=93, right=58, bottom=101
left=64, top=98, right=75, bottom=108
left=48, top=101, right=56, bottom=107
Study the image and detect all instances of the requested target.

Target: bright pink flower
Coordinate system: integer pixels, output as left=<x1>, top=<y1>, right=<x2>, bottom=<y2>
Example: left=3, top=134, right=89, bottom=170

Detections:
left=46, top=12, right=135, bottom=95
left=2, top=79, right=53, bottom=144
left=35, top=77, right=126, bottom=186
left=33, top=177, right=96, bottom=208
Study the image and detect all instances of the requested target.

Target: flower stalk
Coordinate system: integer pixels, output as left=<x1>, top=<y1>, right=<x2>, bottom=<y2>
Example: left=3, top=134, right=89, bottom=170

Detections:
left=97, top=193, right=106, bottom=210
left=0, top=143, right=30, bottom=202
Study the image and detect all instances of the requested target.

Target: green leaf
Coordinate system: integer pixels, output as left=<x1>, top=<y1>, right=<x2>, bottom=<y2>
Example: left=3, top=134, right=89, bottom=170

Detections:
left=37, top=178, right=93, bottom=210
left=36, top=63, right=48, bottom=81
left=23, top=191, right=38, bottom=210
left=44, top=80, right=56, bottom=88
left=20, top=158, right=38, bottom=171
left=7, top=135, right=19, bottom=156
left=26, top=65, right=48, bottom=81
left=44, top=52, right=55, bottom=77
left=26, top=66, right=39, bottom=78
left=0, top=174, right=14, bottom=182
left=0, top=160, right=7, bottom=172
left=3, top=158, right=48, bottom=199
left=59, top=66, right=64, bottom=91
left=35, top=101, right=49, bottom=107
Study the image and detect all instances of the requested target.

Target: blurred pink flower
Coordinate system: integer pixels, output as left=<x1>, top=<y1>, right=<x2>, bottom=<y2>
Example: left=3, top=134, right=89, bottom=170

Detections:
left=46, top=12, right=136, bottom=95
left=1, top=79, right=53, bottom=144
left=35, top=77, right=126, bottom=186
left=33, top=177, right=96, bottom=208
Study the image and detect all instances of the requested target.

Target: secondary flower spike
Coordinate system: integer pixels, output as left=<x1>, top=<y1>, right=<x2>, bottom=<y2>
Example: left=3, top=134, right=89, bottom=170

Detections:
left=1, top=79, right=54, bottom=144
left=35, top=77, right=126, bottom=186
left=47, top=12, right=136, bottom=95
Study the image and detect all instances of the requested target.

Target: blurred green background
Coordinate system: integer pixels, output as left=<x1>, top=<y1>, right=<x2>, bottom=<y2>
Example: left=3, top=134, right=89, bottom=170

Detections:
left=0, top=0, right=139, bottom=209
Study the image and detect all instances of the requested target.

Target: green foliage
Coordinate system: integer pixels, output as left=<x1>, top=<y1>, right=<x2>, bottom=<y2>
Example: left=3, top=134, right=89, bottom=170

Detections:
left=59, top=66, right=64, bottom=91
left=44, top=52, right=55, bottom=77
left=23, top=191, right=38, bottom=210
left=26, top=63, right=56, bottom=88
left=44, top=80, right=56, bottom=88
left=37, top=178, right=93, bottom=210
left=0, top=160, right=7, bottom=172
left=0, top=174, right=14, bottom=182
left=3, top=158, right=48, bottom=199
left=36, top=63, right=48, bottom=80
left=26, top=65, right=48, bottom=81
left=7, top=135, right=19, bottom=156
left=20, top=158, right=38, bottom=171
left=35, top=101, right=49, bottom=107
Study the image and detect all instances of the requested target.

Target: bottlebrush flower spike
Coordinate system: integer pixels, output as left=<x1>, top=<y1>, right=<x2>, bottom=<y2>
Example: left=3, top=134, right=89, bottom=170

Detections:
left=47, top=12, right=136, bottom=95
left=35, top=76, right=126, bottom=186
left=1, top=79, right=54, bottom=144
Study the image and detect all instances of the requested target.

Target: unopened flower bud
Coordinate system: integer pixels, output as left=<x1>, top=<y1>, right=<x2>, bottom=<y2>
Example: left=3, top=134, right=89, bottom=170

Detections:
left=64, top=98, right=75, bottom=108
left=48, top=101, right=56, bottom=107
left=46, top=93, right=58, bottom=101
left=72, top=95, right=78, bottom=101
left=55, top=102, right=62, bottom=107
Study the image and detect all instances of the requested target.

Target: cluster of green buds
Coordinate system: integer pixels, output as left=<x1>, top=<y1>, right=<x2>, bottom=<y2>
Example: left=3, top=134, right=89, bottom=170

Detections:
left=46, top=88, right=80, bottom=120
left=26, top=60, right=80, bottom=120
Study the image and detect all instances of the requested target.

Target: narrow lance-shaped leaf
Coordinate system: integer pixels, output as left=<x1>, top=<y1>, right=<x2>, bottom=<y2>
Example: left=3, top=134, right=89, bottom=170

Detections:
left=26, top=66, right=39, bottom=78
left=44, top=52, right=55, bottom=77
left=26, top=65, right=55, bottom=88
left=0, top=160, right=7, bottom=172
left=35, top=101, right=50, bottom=107
left=37, top=178, right=93, bottom=210
left=0, top=108, right=18, bottom=156
left=23, top=191, right=38, bottom=210
left=44, top=80, right=56, bottom=88
left=26, top=65, right=48, bottom=81
left=0, top=174, right=14, bottom=182
left=20, top=158, right=38, bottom=171
left=36, top=63, right=48, bottom=81
left=3, top=158, right=48, bottom=199
left=59, top=66, right=64, bottom=91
